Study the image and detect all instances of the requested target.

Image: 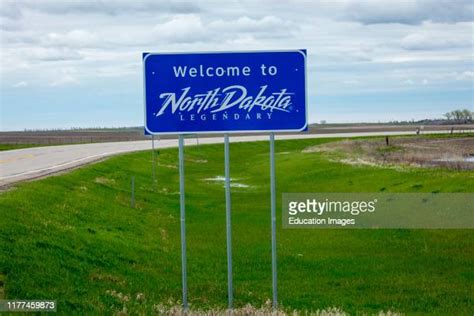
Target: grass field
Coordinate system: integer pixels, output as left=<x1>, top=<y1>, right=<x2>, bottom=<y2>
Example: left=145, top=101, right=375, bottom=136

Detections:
left=0, top=144, right=41, bottom=151
left=0, top=137, right=473, bottom=314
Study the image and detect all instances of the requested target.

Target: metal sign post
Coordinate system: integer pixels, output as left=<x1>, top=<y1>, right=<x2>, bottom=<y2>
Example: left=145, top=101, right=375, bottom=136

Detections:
left=224, top=134, right=233, bottom=308
left=152, top=135, right=156, bottom=183
left=269, top=133, right=277, bottom=309
left=178, top=135, right=188, bottom=309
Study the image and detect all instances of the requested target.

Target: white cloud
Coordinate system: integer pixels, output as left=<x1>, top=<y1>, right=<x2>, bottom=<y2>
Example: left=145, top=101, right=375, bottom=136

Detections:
left=24, top=47, right=83, bottom=62
left=341, top=0, right=473, bottom=25
left=462, top=71, right=474, bottom=78
left=0, top=0, right=200, bottom=16
left=401, top=32, right=470, bottom=50
left=49, top=75, right=80, bottom=87
left=234, top=0, right=473, bottom=25
left=0, top=2, right=22, bottom=19
left=41, top=29, right=101, bottom=48
left=153, top=14, right=207, bottom=44
left=209, top=16, right=295, bottom=34
left=148, top=14, right=296, bottom=45
left=455, top=71, right=474, bottom=80
left=12, top=81, right=28, bottom=88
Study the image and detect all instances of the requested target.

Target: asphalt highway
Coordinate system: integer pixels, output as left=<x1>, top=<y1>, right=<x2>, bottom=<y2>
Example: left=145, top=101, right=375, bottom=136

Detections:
left=0, top=130, right=445, bottom=186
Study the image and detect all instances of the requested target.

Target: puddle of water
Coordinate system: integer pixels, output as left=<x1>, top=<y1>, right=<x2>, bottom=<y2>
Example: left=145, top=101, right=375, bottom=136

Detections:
left=203, top=176, right=250, bottom=188
left=434, top=157, right=474, bottom=163
left=230, top=183, right=250, bottom=188
left=204, top=176, right=229, bottom=181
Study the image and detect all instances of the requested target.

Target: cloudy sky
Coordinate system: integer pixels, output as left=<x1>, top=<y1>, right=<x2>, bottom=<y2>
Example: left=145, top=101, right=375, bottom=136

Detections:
left=1, top=0, right=473, bottom=131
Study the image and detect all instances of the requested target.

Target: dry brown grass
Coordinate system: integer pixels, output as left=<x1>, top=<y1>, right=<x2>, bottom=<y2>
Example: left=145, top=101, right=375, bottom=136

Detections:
left=147, top=302, right=400, bottom=316
left=107, top=295, right=401, bottom=315
left=304, top=136, right=474, bottom=170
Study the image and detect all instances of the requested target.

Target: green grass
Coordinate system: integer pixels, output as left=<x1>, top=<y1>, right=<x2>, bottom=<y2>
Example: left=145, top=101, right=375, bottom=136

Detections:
left=0, top=143, right=93, bottom=151
left=0, top=144, right=42, bottom=151
left=0, top=137, right=473, bottom=314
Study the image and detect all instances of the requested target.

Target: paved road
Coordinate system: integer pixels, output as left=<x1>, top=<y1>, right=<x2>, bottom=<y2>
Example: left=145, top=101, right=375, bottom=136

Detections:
left=0, top=130, right=445, bottom=186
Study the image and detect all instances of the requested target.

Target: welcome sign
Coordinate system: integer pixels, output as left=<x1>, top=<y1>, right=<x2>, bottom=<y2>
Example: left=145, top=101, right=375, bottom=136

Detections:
left=143, top=50, right=307, bottom=134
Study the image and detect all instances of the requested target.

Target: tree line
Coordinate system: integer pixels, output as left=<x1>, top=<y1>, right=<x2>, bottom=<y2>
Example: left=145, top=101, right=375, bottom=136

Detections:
left=444, top=109, right=473, bottom=122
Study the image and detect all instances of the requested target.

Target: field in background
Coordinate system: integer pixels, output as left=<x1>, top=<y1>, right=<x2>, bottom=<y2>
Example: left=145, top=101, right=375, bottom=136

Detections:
left=0, top=136, right=473, bottom=314
left=1, top=123, right=473, bottom=147
left=310, top=135, right=474, bottom=170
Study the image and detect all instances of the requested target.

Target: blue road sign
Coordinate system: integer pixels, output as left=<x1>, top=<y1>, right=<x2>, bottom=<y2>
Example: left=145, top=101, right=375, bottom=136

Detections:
left=143, top=50, right=307, bottom=135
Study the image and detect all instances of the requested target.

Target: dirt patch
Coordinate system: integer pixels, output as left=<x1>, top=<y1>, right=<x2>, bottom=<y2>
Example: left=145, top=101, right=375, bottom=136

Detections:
left=304, top=136, right=474, bottom=170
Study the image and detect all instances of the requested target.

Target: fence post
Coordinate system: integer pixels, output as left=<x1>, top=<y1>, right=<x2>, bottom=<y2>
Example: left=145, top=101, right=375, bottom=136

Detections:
left=131, top=176, right=135, bottom=208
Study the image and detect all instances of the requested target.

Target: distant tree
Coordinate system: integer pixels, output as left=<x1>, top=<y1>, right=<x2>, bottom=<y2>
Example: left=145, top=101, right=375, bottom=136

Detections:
left=462, top=109, right=473, bottom=121
left=444, top=112, right=453, bottom=120
left=454, top=110, right=464, bottom=121
left=444, top=108, right=473, bottom=122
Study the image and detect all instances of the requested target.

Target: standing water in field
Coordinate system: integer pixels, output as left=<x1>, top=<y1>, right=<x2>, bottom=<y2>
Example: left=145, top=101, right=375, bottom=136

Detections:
left=203, top=176, right=250, bottom=188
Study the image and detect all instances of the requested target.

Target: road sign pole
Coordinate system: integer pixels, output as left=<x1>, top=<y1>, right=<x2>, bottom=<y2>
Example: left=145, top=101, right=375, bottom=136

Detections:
left=270, top=132, right=278, bottom=309
left=224, top=134, right=233, bottom=309
left=152, top=135, right=156, bottom=183
left=196, top=135, right=200, bottom=154
left=178, top=135, right=188, bottom=310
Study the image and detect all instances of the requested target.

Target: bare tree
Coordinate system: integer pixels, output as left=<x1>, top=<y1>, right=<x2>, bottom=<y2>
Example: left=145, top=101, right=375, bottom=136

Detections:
left=453, top=110, right=463, bottom=121
left=461, top=109, right=473, bottom=121
left=444, top=109, right=473, bottom=122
